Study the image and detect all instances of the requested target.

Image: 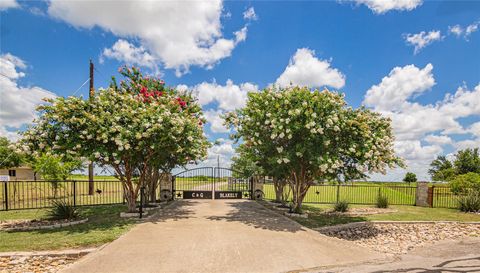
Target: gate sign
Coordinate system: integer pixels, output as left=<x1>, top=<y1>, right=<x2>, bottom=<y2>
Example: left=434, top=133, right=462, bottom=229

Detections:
left=183, top=190, right=212, bottom=199
left=215, top=191, right=242, bottom=199
left=0, top=175, right=9, bottom=182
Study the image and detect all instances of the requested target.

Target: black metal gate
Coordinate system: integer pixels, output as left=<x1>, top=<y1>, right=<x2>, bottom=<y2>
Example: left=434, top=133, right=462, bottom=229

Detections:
left=172, top=167, right=252, bottom=200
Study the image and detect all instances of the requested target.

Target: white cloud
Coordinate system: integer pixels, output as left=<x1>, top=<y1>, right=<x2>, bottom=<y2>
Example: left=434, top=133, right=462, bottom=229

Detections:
left=448, top=21, right=480, bottom=40
left=449, top=25, right=463, bottom=37
left=439, top=84, right=480, bottom=119
left=404, top=30, right=442, bottom=54
left=189, top=79, right=258, bottom=111
left=469, top=122, right=480, bottom=137
left=180, top=138, right=236, bottom=170
left=0, top=53, right=26, bottom=79
left=0, top=53, right=56, bottom=141
left=243, top=7, right=257, bottom=20
left=454, top=138, right=480, bottom=150
left=364, top=63, right=480, bottom=180
left=466, top=21, right=479, bottom=37
left=364, top=63, right=435, bottom=112
left=395, top=140, right=443, bottom=162
left=0, top=0, right=19, bottom=10
left=424, top=134, right=452, bottom=146
left=275, top=48, right=346, bottom=89
left=48, top=0, right=248, bottom=76
left=204, top=109, right=229, bottom=133
left=351, top=0, right=423, bottom=14
left=100, top=39, right=158, bottom=73
left=185, top=80, right=257, bottom=134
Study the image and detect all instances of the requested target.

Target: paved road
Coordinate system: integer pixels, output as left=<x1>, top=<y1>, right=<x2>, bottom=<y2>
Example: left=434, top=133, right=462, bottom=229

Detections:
left=313, top=237, right=480, bottom=273
left=61, top=200, right=384, bottom=273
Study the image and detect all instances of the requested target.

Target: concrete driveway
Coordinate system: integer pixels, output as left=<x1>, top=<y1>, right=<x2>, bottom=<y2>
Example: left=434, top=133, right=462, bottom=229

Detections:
left=314, top=237, right=480, bottom=273
left=61, top=200, right=384, bottom=273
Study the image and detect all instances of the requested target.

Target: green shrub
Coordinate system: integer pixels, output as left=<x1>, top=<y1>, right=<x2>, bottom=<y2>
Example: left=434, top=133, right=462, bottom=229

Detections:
left=333, top=200, right=349, bottom=212
left=48, top=200, right=79, bottom=220
left=449, top=172, right=480, bottom=195
left=458, top=192, right=480, bottom=213
left=376, top=194, right=389, bottom=208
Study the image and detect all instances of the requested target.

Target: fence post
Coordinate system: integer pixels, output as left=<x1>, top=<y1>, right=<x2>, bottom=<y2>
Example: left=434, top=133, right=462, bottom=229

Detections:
left=3, top=182, right=8, bottom=211
left=336, top=184, right=340, bottom=203
left=428, top=185, right=434, bottom=208
left=415, top=182, right=430, bottom=207
left=73, top=180, right=77, bottom=207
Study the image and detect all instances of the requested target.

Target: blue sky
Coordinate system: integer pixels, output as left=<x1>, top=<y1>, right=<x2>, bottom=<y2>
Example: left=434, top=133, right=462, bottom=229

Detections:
left=1, top=0, right=479, bottom=180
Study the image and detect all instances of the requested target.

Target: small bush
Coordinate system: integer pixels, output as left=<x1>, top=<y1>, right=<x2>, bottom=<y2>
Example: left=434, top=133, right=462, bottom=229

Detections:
left=48, top=200, right=79, bottom=220
left=449, top=173, right=480, bottom=195
left=376, top=194, right=389, bottom=208
left=458, top=192, right=480, bottom=213
left=333, top=200, right=349, bottom=212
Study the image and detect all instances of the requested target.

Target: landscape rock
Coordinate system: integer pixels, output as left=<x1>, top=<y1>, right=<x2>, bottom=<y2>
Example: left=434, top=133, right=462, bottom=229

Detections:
left=0, top=254, right=84, bottom=273
left=318, top=223, right=480, bottom=254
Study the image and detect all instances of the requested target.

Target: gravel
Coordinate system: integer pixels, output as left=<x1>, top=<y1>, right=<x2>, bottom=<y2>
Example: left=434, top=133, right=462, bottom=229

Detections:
left=0, top=254, right=85, bottom=273
left=319, top=223, right=480, bottom=254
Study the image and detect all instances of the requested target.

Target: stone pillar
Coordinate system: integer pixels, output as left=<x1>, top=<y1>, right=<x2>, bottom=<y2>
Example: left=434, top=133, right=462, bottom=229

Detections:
left=252, top=176, right=264, bottom=200
left=415, top=182, right=430, bottom=207
left=159, top=173, right=173, bottom=201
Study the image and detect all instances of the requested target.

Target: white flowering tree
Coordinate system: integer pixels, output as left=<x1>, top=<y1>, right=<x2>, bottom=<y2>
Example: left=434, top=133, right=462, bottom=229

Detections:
left=225, top=86, right=402, bottom=212
left=232, top=143, right=290, bottom=204
left=22, top=67, right=209, bottom=212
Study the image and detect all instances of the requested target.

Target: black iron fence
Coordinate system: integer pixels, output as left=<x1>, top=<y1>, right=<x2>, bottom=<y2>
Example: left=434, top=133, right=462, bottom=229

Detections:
left=263, top=183, right=417, bottom=205
left=431, top=186, right=462, bottom=208
left=0, top=180, right=132, bottom=211
left=0, top=180, right=468, bottom=211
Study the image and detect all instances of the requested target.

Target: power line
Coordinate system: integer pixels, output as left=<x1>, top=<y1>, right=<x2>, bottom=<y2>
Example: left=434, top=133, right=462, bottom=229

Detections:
left=71, top=78, right=90, bottom=96
left=0, top=152, right=14, bottom=168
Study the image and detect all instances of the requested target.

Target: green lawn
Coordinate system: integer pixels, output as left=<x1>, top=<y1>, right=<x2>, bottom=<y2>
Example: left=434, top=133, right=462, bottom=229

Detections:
left=0, top=204, right=134, bottom=252
left=291, top=203, right=480, bottom=228
left=67, top=174, right=118, bottom=180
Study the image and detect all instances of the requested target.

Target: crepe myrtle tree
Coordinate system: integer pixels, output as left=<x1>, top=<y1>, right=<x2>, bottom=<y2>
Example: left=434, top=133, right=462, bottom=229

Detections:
left=225, top=86, right=402, bottom=213
left=232, top=143, right=291, bottom=204
left=21, top=67, right=209, bottom=212
left=109, top=66, right=209, bottom=203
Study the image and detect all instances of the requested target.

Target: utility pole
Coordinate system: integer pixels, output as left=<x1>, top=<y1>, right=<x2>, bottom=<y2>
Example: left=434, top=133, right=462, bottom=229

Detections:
left=88, top=60, right=95, bottom=195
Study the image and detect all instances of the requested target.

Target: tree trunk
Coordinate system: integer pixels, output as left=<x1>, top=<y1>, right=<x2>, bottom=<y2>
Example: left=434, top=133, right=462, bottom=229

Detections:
left=273, top=177, right=283, bottom=203
left=125, top=191, right=137, bottom=213
left=143, top=167, right=160, bottom=204
left=289, top=168, right=311, bottom=213
left=149, top=169, right=160, bottom=203
left=273, top=177, right=289, bottom=205
left=123, top=180, right=139, bottom=213
left=282, top=182, right=291, bottom=206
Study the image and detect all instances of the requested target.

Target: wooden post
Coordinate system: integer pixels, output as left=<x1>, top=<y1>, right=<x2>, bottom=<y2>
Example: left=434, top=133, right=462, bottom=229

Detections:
left=4, top=182, right=8, bottom=211
left=427, top=186, right=434, bottom=208
left=88, top=60, right=95, bottom=195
